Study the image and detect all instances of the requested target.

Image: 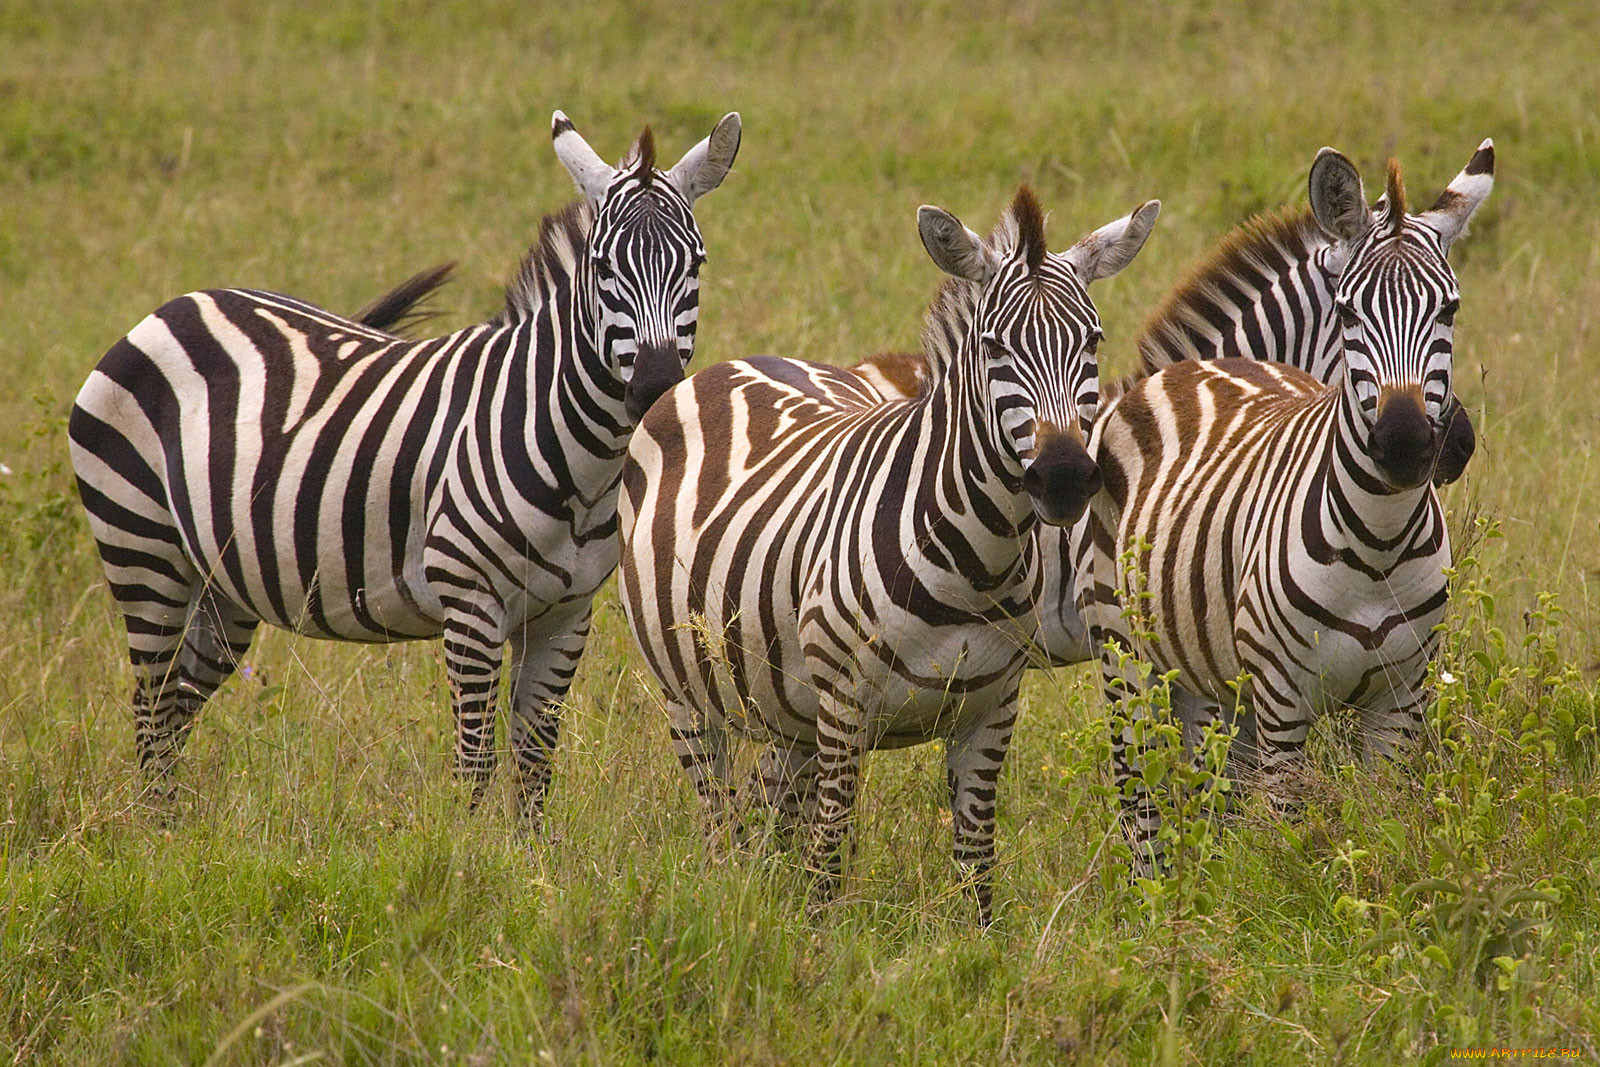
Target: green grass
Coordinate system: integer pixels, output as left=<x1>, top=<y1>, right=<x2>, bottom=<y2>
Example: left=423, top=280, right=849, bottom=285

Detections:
left=3, top=0, right=1599, bottom=1061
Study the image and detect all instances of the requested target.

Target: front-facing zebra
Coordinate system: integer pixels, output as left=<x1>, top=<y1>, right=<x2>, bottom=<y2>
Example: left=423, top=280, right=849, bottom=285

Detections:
left=851, top=153, right=1483, bottom=671
left=1072, top=142, right=1494, bottom=873
left=619, top=187, right=1160, bottom=921
left=69, top=110, right=741, bottom=823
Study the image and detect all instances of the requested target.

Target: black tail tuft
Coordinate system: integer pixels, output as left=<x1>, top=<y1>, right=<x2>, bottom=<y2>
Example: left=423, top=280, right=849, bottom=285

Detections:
left=354, top=262, right=457, bottom=335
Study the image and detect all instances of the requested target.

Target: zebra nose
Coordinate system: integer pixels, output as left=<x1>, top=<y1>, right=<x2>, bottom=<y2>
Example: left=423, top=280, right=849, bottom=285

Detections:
left=1370, top=389, right=1438, bottom=490
left=1022, top=430, right=1101, bottom=526
left=625, top=343, right=685, bottom=423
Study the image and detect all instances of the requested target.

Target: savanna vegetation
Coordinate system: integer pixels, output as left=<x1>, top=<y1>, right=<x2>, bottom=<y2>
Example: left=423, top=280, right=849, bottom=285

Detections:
left=3, top=1, right=1598, bottom=1062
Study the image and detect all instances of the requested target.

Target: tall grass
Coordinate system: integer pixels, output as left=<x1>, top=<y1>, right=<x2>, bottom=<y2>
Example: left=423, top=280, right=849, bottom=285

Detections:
left=3, top=1, right=1598, bottom=1061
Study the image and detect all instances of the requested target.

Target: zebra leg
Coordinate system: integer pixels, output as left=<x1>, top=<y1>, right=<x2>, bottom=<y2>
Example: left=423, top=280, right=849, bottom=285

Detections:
left=805, top=695, right=868, bottom=908
left=741, top=739, right=820, bottom=844
left=441, top=605, right=506, bottom=807
left=1248, top=690, right=1313, bottom=817
left=163, top=589, right=260, bottom=767
left=1174, top=687, right=1258, bottom=814
left=666, top=695, right=738, bottom=829
left=1092, top=630, right=1167, bottom=879
left=504, top=606, right=591, bottom=832
left=946, top=689, right=1019, bottom=926
left=127, top=590, right=198, bottom=799
left=1358, top=685, right=1427, bottom=763
left=100, top=553, right=213, bottom=800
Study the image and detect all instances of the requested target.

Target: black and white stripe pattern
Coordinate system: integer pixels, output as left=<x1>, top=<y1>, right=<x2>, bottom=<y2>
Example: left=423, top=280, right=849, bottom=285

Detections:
left=1070, top=142, right=1494, bottom=873
left=68, top=110, right=740, bottom=821
left=852, top=153, right=1481, bottom=670
left=618, top=188, right=1159, bottom=920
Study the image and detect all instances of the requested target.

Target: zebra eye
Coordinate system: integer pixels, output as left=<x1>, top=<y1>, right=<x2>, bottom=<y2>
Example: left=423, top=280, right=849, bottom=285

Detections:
left=1438, top=299, right=1459, bottom=327
left=1085, top=329, right=1104, bottom=356
left=1335, top=302, right=1359, bottom=328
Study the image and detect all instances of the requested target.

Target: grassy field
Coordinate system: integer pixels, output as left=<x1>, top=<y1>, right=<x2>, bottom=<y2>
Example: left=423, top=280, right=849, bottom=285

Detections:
left=4, top=1, right=1600, bottom=1062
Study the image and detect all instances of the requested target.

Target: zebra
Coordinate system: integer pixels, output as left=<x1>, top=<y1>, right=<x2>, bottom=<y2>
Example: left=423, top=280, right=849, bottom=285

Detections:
left=68, top=110, right=742, bottom=824
left=618, top=186, right=1161, bottom=921
left=1069, top=141, right=1494, bottom=873
left=849, top=155, right=1482, bottom=671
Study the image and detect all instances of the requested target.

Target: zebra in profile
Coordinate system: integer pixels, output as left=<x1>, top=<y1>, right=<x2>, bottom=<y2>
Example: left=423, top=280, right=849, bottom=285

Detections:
left=850, top=155, right=1481, bottom=670
left=68, top=110, right=741, bottom=823
left=1070, top=142, right=1494, bottom=872
left=619, top=187, right=1160, bottom=921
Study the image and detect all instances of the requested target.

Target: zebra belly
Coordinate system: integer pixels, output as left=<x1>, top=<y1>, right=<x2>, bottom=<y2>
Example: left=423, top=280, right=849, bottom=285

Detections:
left=793, top=594, right=1026, bottom=748
left=191, top=520, right=443, bottom=643
left=716, top=627, right=1023, bottom=752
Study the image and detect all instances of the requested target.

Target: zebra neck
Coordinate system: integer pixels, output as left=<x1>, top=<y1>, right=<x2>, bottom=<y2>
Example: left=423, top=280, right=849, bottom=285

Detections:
left=1137, top=212, right=1347, bottom=384
left=566, top=273, right=636, bottom=466
left=496, top=282, right=630, bottom=512
left=1317, top=375, right=1438, bottom=553
left=911, top=348, right=1036, bottom=583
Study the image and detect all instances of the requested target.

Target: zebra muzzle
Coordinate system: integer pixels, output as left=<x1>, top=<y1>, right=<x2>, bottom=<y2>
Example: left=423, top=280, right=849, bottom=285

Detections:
left=1370, top=390, right=1440, bottom=490
left=625, top=343, right=686, bottom=423
left=1022, top=430, right=1101, bottom=525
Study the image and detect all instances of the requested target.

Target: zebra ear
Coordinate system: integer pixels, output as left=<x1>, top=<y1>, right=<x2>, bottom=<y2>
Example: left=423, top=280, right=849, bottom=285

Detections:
left=1308, top=148, right=1372, bottom=242
left=552, top=111, right=617, bottom=201
left=1066, top=199, right=1162, bottom=283
left=1419, top=138, right=1495, bottom=253
left=667, top=112, right=743, bottom=202
left=918, top=206, right=998, bottom=284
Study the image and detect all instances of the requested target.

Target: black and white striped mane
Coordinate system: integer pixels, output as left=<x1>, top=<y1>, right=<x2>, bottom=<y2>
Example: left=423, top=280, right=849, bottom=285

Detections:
left=1133, top=206, right=1328, bottom=377
left=499, top=200, right=595, bottom=326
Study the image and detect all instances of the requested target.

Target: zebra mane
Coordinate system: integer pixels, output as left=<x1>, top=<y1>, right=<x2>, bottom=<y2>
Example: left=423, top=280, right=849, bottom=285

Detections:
left=621, top=126, right=656, bottom=179
left=500, top=200, right=596, bottom=325
left=1133, top=206, right=1330, bottom=378
left=1381, top=158, right=1407, bottom=235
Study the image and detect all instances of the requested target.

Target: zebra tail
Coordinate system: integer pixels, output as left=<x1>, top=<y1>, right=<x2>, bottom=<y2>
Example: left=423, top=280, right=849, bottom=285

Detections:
left=353, top=261, right=457, bottom=334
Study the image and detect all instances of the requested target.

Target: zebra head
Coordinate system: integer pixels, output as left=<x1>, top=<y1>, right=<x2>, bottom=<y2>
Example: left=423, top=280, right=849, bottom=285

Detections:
left=918, top=188, right=1161, bottom=525
left=1309, top=139, right=1495, bottom=490
left=552, top=110, right=742, bottom=422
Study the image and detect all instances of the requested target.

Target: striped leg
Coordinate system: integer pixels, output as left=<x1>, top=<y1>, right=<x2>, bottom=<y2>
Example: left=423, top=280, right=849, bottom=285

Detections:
left=505, top=606, right=591, bottom=830
left=805, top=694, right=868, bottom=906
left=1243, top=679, right=1313, bottom=818
left=1175, top=687, right=1259, bottom=812
left=124, top=587, right=255, bottom=799
left=1098, top=643, right=1175, bottom=878
left=127, top=588, right=198, bottom=796
left=441, top=601, right=506, bottom=804
left=1357, top=681, right=1427, bottom=762
left=946, top=688, right=1019, bottom=926
left=667, top=696, right=738, bottom=827
left=92, top=527, right=208, bottom=796
left=742, top=739, right=820, bottom=843
left=170, top=588, right=259, bottom=740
